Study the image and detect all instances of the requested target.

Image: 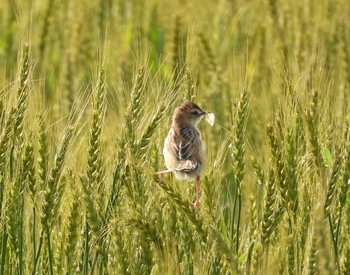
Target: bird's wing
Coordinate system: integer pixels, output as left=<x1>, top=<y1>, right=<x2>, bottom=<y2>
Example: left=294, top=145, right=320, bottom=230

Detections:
left=168, top=127, right=200, bottom=168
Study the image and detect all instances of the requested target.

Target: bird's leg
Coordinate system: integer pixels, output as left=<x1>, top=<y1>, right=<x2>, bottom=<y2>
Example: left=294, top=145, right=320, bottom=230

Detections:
left=158, top=172, right=164, bottom=182
left=193, top=176, right=200, bottom=209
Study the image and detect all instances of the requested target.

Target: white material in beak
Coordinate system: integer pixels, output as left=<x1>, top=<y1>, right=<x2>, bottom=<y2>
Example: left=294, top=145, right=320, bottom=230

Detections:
left=205, top=112, right=215, bottom=126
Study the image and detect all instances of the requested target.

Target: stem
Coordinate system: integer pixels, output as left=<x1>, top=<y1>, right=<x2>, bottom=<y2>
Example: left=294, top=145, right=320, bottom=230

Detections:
left=104, top=165, right=120, bottom=224
left=19, top=196, right=24, bottom=275
left=31, top=231, right=44, bottom=275
left=0, top=183, right=3, bottom=220
left=90, top=253, right=97, bottom=275
left=46, top=228, right=54, bottom=275
left=0, top=228, right=8, bottom=275
left=236, top=191, right=241, bottom=254
left=335, top=207, right=343, bottom=247
left=188, top=253, right=193, bottom=275
left=32, top=207, right=36, bottom=267
left=231, top=181, right=238, bottom=240
left=9, top=145, right=14, bottom=180
left=82, top=220, right=90, bottom=275
left=328, top=215, right=340, bottom=274
left=263, top=243, right=270, bottom=271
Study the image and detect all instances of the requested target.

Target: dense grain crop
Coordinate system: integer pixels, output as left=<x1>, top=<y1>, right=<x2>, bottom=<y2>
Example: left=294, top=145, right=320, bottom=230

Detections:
left=0, top=0, right=350, bottom=274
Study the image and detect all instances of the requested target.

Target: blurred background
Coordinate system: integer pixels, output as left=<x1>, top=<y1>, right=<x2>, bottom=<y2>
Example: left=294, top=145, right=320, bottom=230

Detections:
left=0, top=0, right=350, bottom=274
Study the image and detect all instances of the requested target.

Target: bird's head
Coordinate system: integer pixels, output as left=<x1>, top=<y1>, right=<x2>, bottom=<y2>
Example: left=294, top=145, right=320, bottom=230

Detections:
left=173, top=102, right=207, bottom=127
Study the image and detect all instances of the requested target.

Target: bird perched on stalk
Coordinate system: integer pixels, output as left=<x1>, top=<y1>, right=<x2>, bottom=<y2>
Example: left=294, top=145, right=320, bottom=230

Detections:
left=156, top=101, right=215, bottom=209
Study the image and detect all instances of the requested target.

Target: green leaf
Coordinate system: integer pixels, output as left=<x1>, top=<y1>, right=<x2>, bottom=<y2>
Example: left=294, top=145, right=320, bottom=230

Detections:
left=323, top=148, right=333, bottom=167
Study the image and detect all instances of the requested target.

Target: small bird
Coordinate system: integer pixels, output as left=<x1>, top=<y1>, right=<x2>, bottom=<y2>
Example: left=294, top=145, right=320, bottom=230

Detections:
left=157, top=101, right=214, bottom=209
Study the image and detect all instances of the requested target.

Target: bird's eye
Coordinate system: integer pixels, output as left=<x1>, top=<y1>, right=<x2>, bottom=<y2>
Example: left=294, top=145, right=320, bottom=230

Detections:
left=192, top=110, right=202, bottom=115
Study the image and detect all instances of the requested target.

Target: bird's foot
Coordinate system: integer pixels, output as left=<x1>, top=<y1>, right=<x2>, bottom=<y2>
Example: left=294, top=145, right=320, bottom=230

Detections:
left=193, top=199, right=200, bottom=210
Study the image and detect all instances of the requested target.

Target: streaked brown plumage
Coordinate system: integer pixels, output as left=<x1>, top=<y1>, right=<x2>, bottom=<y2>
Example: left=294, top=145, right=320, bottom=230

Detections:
left=157, top=101, right=209, bottom=209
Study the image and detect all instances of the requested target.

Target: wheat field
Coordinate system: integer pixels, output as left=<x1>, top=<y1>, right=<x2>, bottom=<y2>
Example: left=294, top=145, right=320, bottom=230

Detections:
left=0, top=0, right=350, bottom=274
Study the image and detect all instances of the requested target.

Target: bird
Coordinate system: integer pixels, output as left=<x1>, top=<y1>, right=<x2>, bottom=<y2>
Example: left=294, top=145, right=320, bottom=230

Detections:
left=156, top=101, right=214, bottom=209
